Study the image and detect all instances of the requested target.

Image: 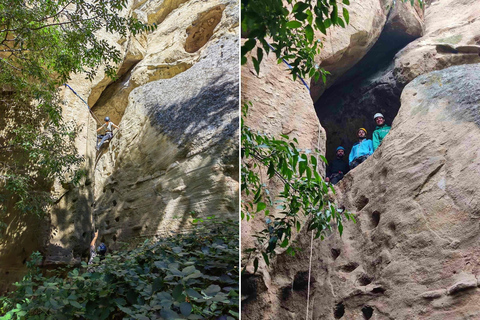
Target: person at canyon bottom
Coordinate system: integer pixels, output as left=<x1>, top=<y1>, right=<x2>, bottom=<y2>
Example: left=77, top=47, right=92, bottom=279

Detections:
left=325, top=146, right=350, bottom=184
left=88, top=230, right=107, bottom=271
left=96, top=116, right=119, bottom=151
left=372, top=113, right=391, bottom=151
left=349, top=128, right=373, bottom=169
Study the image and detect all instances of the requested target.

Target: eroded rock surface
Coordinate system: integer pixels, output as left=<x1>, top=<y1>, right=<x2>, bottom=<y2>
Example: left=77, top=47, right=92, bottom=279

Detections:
left=94, top=35, right=239, bottom=246
left=241, top=47, right=326, bottom=273
left=310, top=0, right=423, bottom=103
left=0, top=0, right=238, bottom=292
left=243, top=63, right=480, bottom=319
left=394, top=0, right=480, bottom=86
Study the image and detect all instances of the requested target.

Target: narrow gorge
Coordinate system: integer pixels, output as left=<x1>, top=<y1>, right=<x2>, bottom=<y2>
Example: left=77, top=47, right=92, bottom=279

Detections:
left=1, top=0, right=239, bottom=296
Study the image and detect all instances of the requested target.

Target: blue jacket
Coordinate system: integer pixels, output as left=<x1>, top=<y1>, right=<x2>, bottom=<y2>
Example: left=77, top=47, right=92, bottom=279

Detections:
left=349, top=139, right=373, bottom=165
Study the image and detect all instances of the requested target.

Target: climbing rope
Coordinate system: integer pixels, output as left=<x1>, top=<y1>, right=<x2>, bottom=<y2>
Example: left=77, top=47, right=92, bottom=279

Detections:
left=265, top=42, right=311, bottom=92
left=63, top=83, right=98, bottom=232
left=306, top=230, right=314, bottom=320
left=63, top=83, right=102, bottom=124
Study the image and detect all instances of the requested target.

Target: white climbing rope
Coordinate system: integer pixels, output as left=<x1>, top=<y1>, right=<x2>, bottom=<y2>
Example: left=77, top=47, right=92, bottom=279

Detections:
left=306, top=229, right=314, bottom=320
left=306, top=119, right=323, bottom=319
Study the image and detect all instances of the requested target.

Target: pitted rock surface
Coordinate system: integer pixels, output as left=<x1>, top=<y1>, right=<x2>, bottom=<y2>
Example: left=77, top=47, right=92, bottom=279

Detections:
left=243, top=63, right=480, bottom=319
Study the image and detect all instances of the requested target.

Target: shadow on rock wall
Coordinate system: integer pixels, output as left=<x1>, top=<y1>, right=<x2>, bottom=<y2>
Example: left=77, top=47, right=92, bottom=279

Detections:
left=91, top=44, right=239, bottom=252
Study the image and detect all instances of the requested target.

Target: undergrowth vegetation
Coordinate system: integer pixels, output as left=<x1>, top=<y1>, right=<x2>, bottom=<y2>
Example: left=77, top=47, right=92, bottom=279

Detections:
left=0, top=218, right=238, bottom=320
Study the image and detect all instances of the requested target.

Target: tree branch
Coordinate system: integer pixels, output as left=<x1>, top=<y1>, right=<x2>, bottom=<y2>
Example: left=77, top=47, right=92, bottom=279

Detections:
left=35, top=0, right=76, bottom=23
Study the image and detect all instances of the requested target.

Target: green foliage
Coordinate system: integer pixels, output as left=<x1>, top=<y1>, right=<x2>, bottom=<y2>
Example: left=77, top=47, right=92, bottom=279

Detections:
left=241, top=0, right=350, bottom=81
left=0, top=218, right=239, bottom=320
left=0, top=0, right=152, bottom=220
left=241, top=0, right=423, bottom=81
left=241, top=103, right=355, bottom=271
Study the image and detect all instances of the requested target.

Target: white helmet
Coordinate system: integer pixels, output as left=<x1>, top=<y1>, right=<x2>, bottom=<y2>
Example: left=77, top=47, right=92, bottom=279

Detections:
left=374, top=113, right=384, bottom=120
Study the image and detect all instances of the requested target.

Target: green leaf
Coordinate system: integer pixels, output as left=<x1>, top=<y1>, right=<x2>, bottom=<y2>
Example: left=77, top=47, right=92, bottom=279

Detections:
left=186, top=288, right=203, bottom=299
left=262, top=252, right=270, bottom=266
left=331, top=6, right=338, bottom=24
left=160, top=309, right=179, bottom=319
left=286, top=21, right=302, bottom=29
left=70, top=301, right=83, bottom=309
left=204, top=285, right=221, bottom=296
left=180, top=302, right=193, bottom=316
left=257, top=47, right=264, bottom=65
left=305, top=25, right=314, bottom=43
left=324, top=19, right=332, bottom=29
left=256, top=202, right=267, bottom=212
left=343, top=8, right=350, bottom=24
left=292, top=2, right=309, bottom=13
left=253, top=257, right=259, bottom=273
left=243, top=38, right=256, bottom=53
left=172, top=284, right=184, bottom=301
left=252, top=57, right=260, bottom=75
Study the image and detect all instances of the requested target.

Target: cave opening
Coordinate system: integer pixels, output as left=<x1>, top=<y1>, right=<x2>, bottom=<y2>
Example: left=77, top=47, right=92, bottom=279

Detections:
left=313, top=3, right=422, bottom=166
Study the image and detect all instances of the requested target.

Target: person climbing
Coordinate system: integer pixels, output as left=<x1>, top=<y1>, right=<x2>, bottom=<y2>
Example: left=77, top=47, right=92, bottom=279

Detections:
left=88, top=230, right=107, bottom=271
left=96, top=116, right=119, bottom=151
left=349, top=128, right=373, bottom=169
left=325, top=146, right=350, bottom=185
left=372, top=113, right=391, bottom=151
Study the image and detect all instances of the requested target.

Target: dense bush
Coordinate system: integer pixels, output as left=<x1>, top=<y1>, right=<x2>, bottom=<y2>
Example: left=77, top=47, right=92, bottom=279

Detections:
left=0, top=218, right=238, bottom=320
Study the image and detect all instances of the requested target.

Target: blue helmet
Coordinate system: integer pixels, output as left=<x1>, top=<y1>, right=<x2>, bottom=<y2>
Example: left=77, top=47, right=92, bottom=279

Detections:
left=104, top=116, right=110, bottom=122
left=336, top=146, right=345, bottom=151
left=97, top=243, right=107, bottom=255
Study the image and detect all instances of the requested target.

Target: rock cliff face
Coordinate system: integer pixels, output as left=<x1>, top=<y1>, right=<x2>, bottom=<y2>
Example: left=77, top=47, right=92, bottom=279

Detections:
left=242, top=0, right=480, bottom=318
left=0, top=0, right=238, bottom=292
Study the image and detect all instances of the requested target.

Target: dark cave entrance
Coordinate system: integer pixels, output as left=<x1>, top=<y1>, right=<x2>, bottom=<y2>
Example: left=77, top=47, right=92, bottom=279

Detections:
left=313, top=3, right=422, bottom=164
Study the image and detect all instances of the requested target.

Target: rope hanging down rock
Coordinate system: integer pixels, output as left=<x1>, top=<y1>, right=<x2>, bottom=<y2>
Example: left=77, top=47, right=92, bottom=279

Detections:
left=306, top=230, right=314, bottom=320
left=63, top=83, right=98, bottom=232
left=266, top=42, right=311, bottom=92
left=63, top=83, right=101, bottom=124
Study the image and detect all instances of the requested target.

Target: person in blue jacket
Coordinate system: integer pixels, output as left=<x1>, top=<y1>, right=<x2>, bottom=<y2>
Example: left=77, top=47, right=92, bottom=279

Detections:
left=349, top=128, right=373, bottom=169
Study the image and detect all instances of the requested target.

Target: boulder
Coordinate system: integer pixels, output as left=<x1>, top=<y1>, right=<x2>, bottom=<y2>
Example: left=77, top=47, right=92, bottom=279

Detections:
left=310, top=0, right=424, bottom=103
left=394, top=0, right=480, bottom=86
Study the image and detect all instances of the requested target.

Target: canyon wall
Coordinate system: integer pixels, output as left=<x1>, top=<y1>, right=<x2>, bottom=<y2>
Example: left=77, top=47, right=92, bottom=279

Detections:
left=242, top=0, right=480, bottom=318
left=0, top=0, right=239, bottom=292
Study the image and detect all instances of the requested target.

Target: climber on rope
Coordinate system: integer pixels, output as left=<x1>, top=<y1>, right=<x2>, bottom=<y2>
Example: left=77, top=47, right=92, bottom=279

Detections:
left=88, top=230, right=107, bottom=271
left=325, top=146, right=350, bottom=185
left=372, top=113, right=391, bottom=151
left=96, top=116, right=119, bottom=151
left=349, top=128, right=373, bottom=169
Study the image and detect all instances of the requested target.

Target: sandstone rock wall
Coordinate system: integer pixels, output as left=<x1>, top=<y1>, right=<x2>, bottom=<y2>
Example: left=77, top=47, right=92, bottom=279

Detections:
left=310, top=0, right=423, bottom=103
left=241, top=48, right=326, bottom=271
left=1, top=0, right=238, bottom=292
left=60, top=0, right=239, bottom=252
left=244, top=62, right=480, bottom=320
left=242, top=0, right=480, bottom=318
